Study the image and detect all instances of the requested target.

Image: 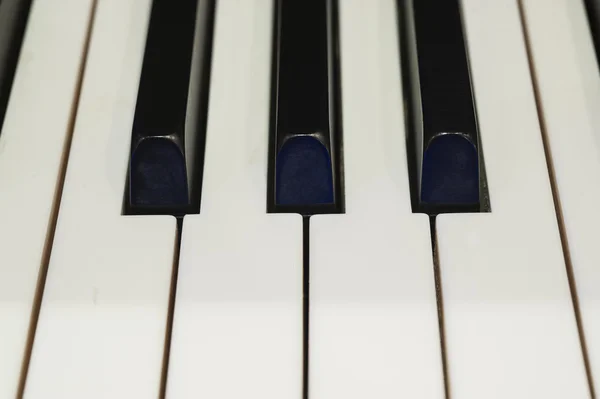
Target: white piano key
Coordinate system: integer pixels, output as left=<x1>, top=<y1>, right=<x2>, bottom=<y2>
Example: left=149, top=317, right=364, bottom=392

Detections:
left=520, top=0, right=600, bottom=391
left=165, top=0, right=303, bottom=398
left=308, top=1, right=444, bottom=398
left=0, top=1, right=94, bottom=398
left=23, top=0, right=177, bottom=397
left=435, top=0, right=590, bottom=397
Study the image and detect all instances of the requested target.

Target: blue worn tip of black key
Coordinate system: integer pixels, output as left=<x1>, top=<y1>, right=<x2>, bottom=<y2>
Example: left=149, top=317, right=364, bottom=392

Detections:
left=129, top=137, right=189, bottom=209
left=420, top=133, right=479, bottom=209
left=275, top=135, right=334, bottom=206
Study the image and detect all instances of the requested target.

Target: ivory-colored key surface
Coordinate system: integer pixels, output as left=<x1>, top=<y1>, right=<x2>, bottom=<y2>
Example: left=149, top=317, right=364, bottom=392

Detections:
left=166, top=0, right=303, bottom=398
left=0, top=1, right=94, bottom=397
left=24, top=0, right=178, bottom=397
left=435, top=0, right=590, bottom=397
left=308, top=1, right=445, bottom=398
left=521, top=0, right=600, bottom=391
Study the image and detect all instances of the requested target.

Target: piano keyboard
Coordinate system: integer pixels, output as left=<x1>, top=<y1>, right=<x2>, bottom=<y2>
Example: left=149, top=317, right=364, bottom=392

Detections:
left=0, top=0, right=599, bottom=398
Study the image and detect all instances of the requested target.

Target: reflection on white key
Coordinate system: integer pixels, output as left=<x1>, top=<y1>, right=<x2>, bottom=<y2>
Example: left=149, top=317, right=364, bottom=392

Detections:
left=435, top=0, right=590, bottom=397
left=24, top=1, right=177, bottom=398
left=0, top=1, right=94, bottom=398
left=520, top=0, right=600, bottom=391
left=308, top=1, right=444, bottom=398
left=165, top=0, right=303, bottom=398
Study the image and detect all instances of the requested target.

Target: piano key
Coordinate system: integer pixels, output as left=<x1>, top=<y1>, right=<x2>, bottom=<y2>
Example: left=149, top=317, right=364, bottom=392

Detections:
left=127, top=0, right=207, bottom=216
left=0, top=0, right=31, bottom=130
left=23, top=0, right=180, bottom=397
left=584, top=0, right=600, bottom=68
left=165, top=0, right=304, bottom=398
left=435, top=0, right=590, bottom=397
left=402, top=0, right=482, bottom=214
left=269, top=0, right=342, bottom=214
left=520, top=0, right=600, bottom=391
left=0, top=1, right=95, bottom=397
left=308, top=0, right=444, bottom=398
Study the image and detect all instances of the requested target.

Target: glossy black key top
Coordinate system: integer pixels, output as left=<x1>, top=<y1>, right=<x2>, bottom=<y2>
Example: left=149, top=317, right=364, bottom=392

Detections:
left=127, top=0, right=215, bottom=216
left=585, top=0, right=600, bottom=68
left=0, top=0, right=32, bottom=132
left=401, top=0, right=486, bottom=214
left=268, top=0, right=343, bottom=216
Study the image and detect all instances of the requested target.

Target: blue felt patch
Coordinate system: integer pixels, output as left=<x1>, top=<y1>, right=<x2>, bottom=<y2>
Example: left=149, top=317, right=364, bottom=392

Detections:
left=421, top=133, right=479, bottom=205
left=276, top=136, right=334, bottom=206
left=130, top=138, right=188, bottom=207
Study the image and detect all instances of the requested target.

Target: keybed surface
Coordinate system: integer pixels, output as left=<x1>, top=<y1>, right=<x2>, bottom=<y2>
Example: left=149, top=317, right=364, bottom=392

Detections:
left=0, top=0, right=599, bottom=398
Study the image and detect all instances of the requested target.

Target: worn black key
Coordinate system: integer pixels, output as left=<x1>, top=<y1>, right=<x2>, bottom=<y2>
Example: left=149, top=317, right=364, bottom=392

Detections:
left=0, top=0, right=32, bottom=132
left=127, top=0, right=215, bottom=216
left=268, top=0, right=343, bottom=216
left=401, top=0, right=485, bottom=214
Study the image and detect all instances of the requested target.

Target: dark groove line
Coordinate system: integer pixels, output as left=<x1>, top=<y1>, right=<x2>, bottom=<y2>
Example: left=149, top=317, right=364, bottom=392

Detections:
left=159, top=218, right=184, bottom=399
left=16, top=1, right=99, bottom=396
left=517, top=1, right=596, bottom=397
left=429, top=216, right=451, bottom=399
left=302, top=216, right=310, bottom=399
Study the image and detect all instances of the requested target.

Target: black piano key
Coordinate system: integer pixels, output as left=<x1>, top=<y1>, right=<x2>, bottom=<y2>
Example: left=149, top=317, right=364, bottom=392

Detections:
left=0, top=0, right=32, bottom=132
left=401, top=0, right=485, bottom=214
left=127, top=0, right=215, bottom=216
left=585, top=0, right=600, bottom=68
left=268, top=0, right=343, bottom=216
